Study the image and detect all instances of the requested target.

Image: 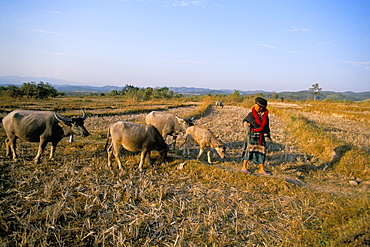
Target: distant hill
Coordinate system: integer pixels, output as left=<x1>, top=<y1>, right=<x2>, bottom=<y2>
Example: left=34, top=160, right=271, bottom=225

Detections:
left=275, top=90, right=370, bottom=101
left=53, top=84, right=123, bottom=93
left=1, top=76, right=369, bottom=101
left=168, top=87, right=268, bottom=96
left=0, top=76, right=268, bottom=95
left=0, top=76, right=123, bottom=93
left=0, top=76, right=85, bottom=87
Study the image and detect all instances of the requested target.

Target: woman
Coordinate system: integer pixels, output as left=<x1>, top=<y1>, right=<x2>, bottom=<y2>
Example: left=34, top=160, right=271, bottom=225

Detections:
left=241, top=97, right=270, bottom=175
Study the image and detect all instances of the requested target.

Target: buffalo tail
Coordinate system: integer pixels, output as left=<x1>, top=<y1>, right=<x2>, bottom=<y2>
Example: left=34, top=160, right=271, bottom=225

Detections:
left=103, top=128, right=111, bottom=151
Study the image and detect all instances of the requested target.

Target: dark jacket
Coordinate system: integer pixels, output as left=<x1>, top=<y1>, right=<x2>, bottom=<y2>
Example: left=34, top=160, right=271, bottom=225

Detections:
left=243, top=112, right=270, bottom=134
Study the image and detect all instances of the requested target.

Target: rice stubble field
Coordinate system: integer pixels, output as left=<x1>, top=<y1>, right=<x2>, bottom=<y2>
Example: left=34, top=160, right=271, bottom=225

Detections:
left=0, top=98, right=369, bottom=246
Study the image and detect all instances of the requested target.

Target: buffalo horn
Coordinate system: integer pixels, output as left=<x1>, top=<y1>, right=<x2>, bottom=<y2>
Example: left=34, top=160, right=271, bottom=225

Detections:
left=81, top=110, right=87, bottom=120
left=54, top=112, right=72, bottom=122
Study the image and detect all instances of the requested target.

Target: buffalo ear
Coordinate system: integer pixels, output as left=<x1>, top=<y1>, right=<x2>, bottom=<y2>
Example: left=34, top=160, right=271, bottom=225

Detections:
left=187, top=117, right=195, bottom=126
left=58, top=122, right=69, bottom=128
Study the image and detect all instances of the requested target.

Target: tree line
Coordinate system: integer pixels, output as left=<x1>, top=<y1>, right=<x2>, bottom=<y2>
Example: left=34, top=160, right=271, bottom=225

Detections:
left=3, top=81, right=365, bottom=101
left=0, top=82, right=182, bottom=100
left=105, top=84, right=182, bottom=99
left=0, top=82, right=58, bottom=99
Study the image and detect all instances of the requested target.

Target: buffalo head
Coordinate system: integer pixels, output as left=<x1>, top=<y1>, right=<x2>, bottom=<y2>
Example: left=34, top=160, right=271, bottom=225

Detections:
left=54, top=110, right=89, bottom=137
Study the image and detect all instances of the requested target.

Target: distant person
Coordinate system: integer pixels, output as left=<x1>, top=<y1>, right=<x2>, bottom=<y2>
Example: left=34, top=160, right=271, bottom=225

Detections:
left=241, top=97, right=271, bottom=175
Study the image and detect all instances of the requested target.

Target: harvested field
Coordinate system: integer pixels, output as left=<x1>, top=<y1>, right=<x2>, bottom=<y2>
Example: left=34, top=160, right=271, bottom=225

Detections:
left=270, top=101, right=370, bottom=153
left=0, top=99, right=369, bottom=246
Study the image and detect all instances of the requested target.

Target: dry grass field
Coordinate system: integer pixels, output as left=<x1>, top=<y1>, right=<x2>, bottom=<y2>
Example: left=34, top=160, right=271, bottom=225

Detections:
left=0, top=96, right=369, bottom=246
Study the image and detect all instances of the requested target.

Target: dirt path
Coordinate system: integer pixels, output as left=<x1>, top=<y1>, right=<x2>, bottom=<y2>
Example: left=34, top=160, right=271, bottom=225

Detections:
left=83, top=103, right=368, bottom=197
left=186, top=104, right=369, bottom=197
left=189, top=105, right=305, bottom=173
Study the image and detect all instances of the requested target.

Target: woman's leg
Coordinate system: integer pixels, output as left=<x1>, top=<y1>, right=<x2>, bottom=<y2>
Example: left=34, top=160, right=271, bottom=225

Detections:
left=242, top=160, right=248, bottom=170
left=259, top=163, right=270, bottom=175
left=241, top=160, right=251, bottom=172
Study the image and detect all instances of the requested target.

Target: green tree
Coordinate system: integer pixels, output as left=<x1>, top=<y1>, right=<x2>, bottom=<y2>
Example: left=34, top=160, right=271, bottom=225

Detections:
left=143, top=87, right=154, bottom=100
left=6, top=85, right=23, bottom=98
left=227, top=89, right=244, bottom=102
left=21, top=82, right=38, bottom=98
left=272, top=92, right=279, bottom=100
left=120, top=84, right=139, bottom=95
left=309, top=83, right=322, bottom=100
left=108, top=90, right=119, bottom=96
left=153, top=87, right=170, bottom=99
left=17, top=81, right=57, bottom=99
left=35, top=82, right=58, bottom=99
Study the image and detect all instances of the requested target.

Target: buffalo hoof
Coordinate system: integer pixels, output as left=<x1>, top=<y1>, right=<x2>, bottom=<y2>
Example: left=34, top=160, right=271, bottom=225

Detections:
left=177, top=162, right=186, bottom=170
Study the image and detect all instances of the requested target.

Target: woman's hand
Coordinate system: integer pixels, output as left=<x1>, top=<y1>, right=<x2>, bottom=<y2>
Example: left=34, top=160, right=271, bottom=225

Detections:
left=244, top=122, right=250, bottom=127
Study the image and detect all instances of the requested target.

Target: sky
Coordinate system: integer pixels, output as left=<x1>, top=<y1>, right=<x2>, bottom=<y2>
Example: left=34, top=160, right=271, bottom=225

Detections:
left=0, top=0, right=369, bottom=92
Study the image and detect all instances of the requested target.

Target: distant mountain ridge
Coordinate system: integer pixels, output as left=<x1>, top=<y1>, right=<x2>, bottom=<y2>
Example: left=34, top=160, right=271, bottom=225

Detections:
left=0, top=76, right=267, bottom=95
left=1, top=76, right=369, bottom=101
left=0, top=76, right=86, bottom=87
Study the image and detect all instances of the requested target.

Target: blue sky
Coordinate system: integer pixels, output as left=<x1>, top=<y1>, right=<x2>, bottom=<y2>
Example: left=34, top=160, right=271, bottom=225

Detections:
left=1, top=0, right=369, bottom=92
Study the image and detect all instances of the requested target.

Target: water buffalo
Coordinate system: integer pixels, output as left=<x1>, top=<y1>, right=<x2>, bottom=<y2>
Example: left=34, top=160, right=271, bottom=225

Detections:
left=2, top=109, right=89, bottom=163
left=183, top=125, right=226, bottom=164
left=104, top=121, right=168, bottom=171
left=215, top=101, right=224, bottom=108
left=145, top=111, right=193, bottom=149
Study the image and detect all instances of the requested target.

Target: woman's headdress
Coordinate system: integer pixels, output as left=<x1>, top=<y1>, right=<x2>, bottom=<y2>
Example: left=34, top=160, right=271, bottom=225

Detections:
left=255, top=97, right=267, bottom=108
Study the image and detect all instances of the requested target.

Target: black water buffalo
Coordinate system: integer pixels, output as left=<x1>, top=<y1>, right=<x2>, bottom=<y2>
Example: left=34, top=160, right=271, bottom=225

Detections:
left=2, top=109, right=89, bottom=163
left=215, top=101, right=224, bottom=108
left=183, top=125, right=225, bottom=164
left=145, top=111, right=193, bottom=149
left=104, top=121, right=168, bottom=171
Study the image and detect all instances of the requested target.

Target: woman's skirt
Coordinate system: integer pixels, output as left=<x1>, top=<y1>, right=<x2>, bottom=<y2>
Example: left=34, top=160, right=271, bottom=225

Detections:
left=244, top=132, right=266, bottom=164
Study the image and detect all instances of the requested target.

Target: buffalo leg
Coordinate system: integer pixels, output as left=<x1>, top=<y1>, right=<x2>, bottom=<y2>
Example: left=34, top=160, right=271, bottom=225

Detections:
left=6, top=137, right=17, bottom=160
left=183, top=142, right=190, bottom=157
left=207, top=150, right=212, bottom=164
left=112, top=143, right=123, bottom=169
left=34, top=140, right=48, bottom=163
left=183, top=135, right=191, bottom=157
left=197, top=146, right=205, bottom=161
left=138, top=150, right=147, bottom=171
left=49, top=141, right=58, bottom=160
left=5, top=138, right=11, bottom=157
left=107, top=144, right=114, bottom=168
left=143, top=151, right=152, bottom=166
left=146, top=151, right=151, bottom=167
left=172, top=136, right=177, bottom=150
left=159, top=149, right=167, bottom=164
